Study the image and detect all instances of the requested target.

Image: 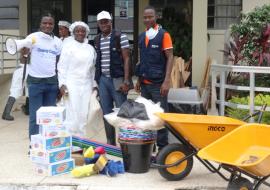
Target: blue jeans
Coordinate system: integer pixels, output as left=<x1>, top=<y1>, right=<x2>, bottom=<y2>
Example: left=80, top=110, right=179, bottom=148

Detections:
left=98, top=75, right=127, bottom=145
left=28, top=83, right=58, bottom=139
left=98, top=75, right=127, bottom=114
left=141, top=83, right=169, bottom=150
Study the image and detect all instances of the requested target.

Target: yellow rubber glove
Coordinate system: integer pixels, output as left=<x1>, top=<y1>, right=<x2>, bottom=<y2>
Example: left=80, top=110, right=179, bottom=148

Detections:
left=71, top=164, right=97, bottom=178
left=83, top=146, right=95, bottom=158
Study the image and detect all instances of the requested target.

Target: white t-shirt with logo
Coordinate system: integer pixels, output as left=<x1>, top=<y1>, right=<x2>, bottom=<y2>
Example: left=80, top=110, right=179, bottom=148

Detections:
left=26, top=31, right=62, bottom=78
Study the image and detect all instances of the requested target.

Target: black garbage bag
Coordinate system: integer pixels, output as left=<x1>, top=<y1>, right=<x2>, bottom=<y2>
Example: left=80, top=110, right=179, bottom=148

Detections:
left=117, top=99, right=149, bottom=120
left=168, top=103, right=206, bottom=115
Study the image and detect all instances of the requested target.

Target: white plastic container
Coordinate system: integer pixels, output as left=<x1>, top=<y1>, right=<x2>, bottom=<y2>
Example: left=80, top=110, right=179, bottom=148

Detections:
left=167, top=88, right=207, bottom=114
left=168, top=88, right=202, bottom=104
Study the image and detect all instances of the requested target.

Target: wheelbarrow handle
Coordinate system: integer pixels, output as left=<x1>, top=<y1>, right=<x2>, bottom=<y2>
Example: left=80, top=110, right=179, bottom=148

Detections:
left=257, top=104, right=267, bottom=123
left=242, top=104, right=267, bottom=123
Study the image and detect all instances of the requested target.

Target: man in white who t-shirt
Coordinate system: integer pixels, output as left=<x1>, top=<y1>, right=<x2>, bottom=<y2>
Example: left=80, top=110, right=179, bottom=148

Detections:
left=20, top=14, right=62, bottom=144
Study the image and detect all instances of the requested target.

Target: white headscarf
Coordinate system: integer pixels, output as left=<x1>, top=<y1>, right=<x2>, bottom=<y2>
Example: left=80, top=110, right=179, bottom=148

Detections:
left=58, top=20, right=71, bottom=28
left=69, top=21, right=90, bottom=42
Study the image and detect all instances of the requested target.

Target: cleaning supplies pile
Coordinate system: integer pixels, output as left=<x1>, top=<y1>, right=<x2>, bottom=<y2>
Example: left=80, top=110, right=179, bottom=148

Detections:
left=71, top=146, right=124, bottom=178
left=105, top=96, right=164, bottom=141
left=30, top=106, right=74, bottom=176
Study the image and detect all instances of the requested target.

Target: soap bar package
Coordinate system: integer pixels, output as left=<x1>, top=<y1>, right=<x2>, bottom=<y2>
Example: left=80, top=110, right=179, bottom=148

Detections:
left=39, top=125, right=69, bottom=138
left=31, top=134, right=71, bottom=150
left=34, top=159, right=74, bottom=176
left=30, top=147, right=71, bottom=164
left=36, top=106, right=66, bottom=125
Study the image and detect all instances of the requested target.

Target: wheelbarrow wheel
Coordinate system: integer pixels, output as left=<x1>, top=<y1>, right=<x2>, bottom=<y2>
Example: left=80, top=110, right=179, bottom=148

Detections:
left=227, top=177, right=253, bottom=190
left=156, top=143, right=193, bottom=181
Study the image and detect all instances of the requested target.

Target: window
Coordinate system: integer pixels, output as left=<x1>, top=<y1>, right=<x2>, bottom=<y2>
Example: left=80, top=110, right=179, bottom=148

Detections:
left=30, top=0, right=71, bottom=34
left=208, top=0, right=242, bottom=29
left=114, top=0, right=134, bottom=41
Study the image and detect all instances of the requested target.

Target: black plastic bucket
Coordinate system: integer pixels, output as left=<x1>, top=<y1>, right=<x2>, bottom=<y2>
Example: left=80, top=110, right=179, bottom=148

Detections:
left=119, top=139, right=154, bottom=173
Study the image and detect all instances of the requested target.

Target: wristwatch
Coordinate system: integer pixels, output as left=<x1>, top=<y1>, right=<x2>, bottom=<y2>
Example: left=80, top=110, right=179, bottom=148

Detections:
left=123, top=79, right=130, bottom=86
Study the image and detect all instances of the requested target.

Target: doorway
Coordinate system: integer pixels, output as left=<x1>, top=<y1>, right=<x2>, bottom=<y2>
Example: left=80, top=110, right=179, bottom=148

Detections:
left=83, top=0, right=138, bottom=67
left=83, top=0, right=113, bottom=41
left=29, top=0, right=71, bottom=35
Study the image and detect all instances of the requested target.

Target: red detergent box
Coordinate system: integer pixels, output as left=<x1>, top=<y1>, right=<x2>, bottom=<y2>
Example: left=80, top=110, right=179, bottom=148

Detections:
left=31, top=134, right=71, bottom=150
left=39, top=125, right=69, bottom=138
left=34, top=159, right=74, bottom=176
left=36, top=106, right=66, bottom=125
left=30, top=147, right=71, bottom=164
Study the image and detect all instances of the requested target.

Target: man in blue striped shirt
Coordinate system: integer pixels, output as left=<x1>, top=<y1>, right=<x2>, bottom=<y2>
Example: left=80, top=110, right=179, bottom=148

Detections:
left=94, top=11, right=131, bottom=145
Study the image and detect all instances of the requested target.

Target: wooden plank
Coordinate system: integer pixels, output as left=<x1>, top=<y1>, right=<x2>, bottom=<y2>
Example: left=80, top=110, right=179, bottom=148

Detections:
left=200, top=56, right=212, bottom=90
left=170, top=56, right=181, bottom=88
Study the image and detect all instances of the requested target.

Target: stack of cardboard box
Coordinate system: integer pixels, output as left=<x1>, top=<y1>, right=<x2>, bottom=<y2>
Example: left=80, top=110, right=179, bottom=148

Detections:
left=30, top=106, right=74, bottom=176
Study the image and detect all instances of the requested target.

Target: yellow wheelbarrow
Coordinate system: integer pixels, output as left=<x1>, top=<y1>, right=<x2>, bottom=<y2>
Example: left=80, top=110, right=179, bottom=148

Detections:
left=154, top=113, right=245, bottom=181
left=198, top=123, right=270, bottom=190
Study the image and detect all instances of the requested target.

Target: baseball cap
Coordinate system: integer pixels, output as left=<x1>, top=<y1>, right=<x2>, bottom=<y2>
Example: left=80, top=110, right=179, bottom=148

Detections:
left=97, top=11, right=112, bottom=21
left=58, top=20, right=71, bottom=28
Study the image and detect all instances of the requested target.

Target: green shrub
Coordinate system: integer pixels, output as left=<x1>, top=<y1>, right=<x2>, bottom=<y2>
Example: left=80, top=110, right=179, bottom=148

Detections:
left=226, top=94, right=270, bottom=124
left=230, top=5, right=270, bottom=66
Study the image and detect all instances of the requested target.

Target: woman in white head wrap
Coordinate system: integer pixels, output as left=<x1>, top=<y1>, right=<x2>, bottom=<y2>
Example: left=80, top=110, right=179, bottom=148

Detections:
left=58, top=21, right=97, bottom=137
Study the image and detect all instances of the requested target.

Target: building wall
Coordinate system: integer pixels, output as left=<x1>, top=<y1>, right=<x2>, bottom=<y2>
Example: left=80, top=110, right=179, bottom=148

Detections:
left=0, top=0, right=19, bottom=30
left=0, top=0, right=20, bottom=36
left=71, top=0, right=81, bottom=21
left=207, top=30, right=224, bottom=65
left=192, top=0, right=208, bottom=86
left=242, top=0, right=270, bottom=13
left=19, top=0, right=27, bottom=36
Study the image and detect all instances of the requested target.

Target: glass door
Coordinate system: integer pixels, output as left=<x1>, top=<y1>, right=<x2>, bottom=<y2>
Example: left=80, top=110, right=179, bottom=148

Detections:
left=84, top=0, right=113, bottom=42
left=114, top=0, right=134, bottom=41
left=84, top=0, right=137, bottom=68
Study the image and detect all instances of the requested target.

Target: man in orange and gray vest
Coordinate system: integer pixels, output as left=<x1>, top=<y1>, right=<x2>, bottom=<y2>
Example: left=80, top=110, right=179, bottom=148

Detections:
left=135, top=6, right=173, bottom=151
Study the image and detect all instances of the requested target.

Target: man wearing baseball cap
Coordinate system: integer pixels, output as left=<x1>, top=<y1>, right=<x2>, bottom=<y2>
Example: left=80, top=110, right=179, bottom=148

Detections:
left=94, top=10, right=131, bottom=145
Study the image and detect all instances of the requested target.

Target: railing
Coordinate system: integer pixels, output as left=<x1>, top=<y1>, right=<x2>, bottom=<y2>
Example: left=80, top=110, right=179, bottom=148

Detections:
left=211, top=64, right=270, bottom=120
left=0, top=33, right=22, bottom=74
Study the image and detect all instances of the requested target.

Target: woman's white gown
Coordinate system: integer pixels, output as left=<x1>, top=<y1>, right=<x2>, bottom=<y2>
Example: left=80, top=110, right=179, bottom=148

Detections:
left=58, top=39, right=97, bottom=137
